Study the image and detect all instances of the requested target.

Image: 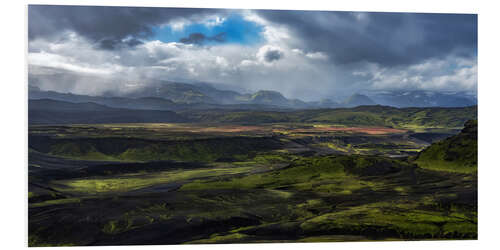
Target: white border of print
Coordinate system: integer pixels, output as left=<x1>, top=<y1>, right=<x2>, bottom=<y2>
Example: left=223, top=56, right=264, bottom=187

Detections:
left=1, top=1, right=498, bottom=250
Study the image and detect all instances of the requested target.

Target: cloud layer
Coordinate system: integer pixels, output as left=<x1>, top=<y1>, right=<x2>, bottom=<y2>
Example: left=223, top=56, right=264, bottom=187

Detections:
left=28, top=6, right=477, bottom=101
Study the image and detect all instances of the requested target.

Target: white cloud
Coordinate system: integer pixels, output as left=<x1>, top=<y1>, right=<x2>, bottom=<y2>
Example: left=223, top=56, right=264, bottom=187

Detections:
left=166, top=19, right=188, bottom=31
left=242, top=11, right=293, bottom=45
left=305, top=52, right=328, bottom=60
left=29, top=51, right=116, bottom=75
left=365, top=57, right=477, bottom=93
left=215, top=56, right=229, bottom=67
left=205, top=16, right=226, bottom=27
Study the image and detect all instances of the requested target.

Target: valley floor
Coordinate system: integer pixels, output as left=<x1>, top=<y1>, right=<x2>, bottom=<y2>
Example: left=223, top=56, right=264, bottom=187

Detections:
left=28, top=123, right=477, bottom=246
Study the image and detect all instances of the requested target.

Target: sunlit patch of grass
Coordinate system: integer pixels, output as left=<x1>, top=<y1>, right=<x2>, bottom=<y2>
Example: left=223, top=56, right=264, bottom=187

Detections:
left=443, top=222, right=477, bottom=238
left=187, top=233, right=250, bottom=244
left=288, top=199, right=328, bottom=220
left=52, top=167, right=253, bottom=194
left=267, top=189, right=293, bottom=199
left=393, top=186, right=408, bottom=194
left=29, top=198, right=81, bottom=208
left=252, top=153, right=295, bottom=164
left=102, top=203, right=172, bottom=234
left=28, top=235, right=76, bottom=247
left=297, top=235, right=370, bottom=242
left=300, top=199, right=476, bottom=239
left=180, top=174, right=274, bottom=190
left=415, top=160, right=477, bottom=174
left=48, top=142, right=124, bottom=162
left=319, top=143, right=350, bottom=153
left=181, top=155, right=392, bottom=193
left=308, top=178, right=378, bottom=195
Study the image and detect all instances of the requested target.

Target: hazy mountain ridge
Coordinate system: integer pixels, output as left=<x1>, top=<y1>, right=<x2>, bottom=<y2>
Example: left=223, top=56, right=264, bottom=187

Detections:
left=29, top=98, right=477, bottom=128
left=343, top=94, right=376, bottom=107
left=29, top=79, right=477, bottom=109
left=28, top=99, right=189, bottom=124
left=28, top=88, right=296, bottom=112
left=368, top=90, right=477, bottom=108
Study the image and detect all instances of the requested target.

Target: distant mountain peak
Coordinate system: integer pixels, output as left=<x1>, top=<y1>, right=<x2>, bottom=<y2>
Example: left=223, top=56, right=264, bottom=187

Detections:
left=252, top=90, right=285, bottom=98
left=343, top=93, right=376, bottom=107
left=248, top=90, right=290, bottom=106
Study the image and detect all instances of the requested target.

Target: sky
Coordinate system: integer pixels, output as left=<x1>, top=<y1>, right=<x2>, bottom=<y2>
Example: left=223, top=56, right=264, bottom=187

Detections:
left=28, top=5, right=477, bottom=101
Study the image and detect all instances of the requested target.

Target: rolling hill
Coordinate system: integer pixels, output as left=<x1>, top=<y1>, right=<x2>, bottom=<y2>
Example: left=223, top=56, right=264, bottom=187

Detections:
left=28, top=99, right=189, bottom=124
left=415, top=119, right=477, bottom=173
left=184, top=105, right=478, bottom=128
left=28, top=97, right=477, bottom=128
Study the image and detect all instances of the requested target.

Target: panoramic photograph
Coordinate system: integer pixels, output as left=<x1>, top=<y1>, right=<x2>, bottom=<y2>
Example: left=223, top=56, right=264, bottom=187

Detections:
left=27, top=5, right=477, bottom=246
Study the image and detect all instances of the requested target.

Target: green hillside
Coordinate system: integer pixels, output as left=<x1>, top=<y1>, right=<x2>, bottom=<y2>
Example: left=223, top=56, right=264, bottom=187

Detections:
left=184, top=105, right=477, bottom=129
left=28, top=136, right=283, bottom=162
left=415, top=120, right=477, bottom=173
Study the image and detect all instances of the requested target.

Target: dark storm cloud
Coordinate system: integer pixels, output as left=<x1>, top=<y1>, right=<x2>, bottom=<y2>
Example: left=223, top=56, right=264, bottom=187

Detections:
left=256, top=10, right=477, bottom=66
left=28, top=5, right=222, bottom=50
left=98, top=38, right=144, bottom=50
left=264, top=48, right=284, bottom=62
left=179, top=32, right=226, bottom=45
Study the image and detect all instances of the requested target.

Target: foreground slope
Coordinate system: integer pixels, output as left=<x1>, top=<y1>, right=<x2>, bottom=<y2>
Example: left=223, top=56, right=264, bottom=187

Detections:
left=415, top=120, right=477, bottom=173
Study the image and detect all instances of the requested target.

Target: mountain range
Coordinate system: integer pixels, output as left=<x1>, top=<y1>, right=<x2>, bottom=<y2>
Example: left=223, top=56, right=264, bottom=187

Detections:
left=29, top=80, right=477, bottom=110
left=368, top=90, right=477, bottom=108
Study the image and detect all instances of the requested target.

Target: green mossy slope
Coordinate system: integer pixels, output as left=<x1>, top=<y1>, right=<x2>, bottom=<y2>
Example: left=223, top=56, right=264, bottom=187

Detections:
left=29, top=136, right=282, bottom=162
left=185, top=106, right=477, bottom=128
left=415, top=120, right=477, bottom=173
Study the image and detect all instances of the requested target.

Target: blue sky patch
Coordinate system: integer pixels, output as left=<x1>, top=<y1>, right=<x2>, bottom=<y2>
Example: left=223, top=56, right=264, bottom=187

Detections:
left=151, top=14, right=264, bottom=46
